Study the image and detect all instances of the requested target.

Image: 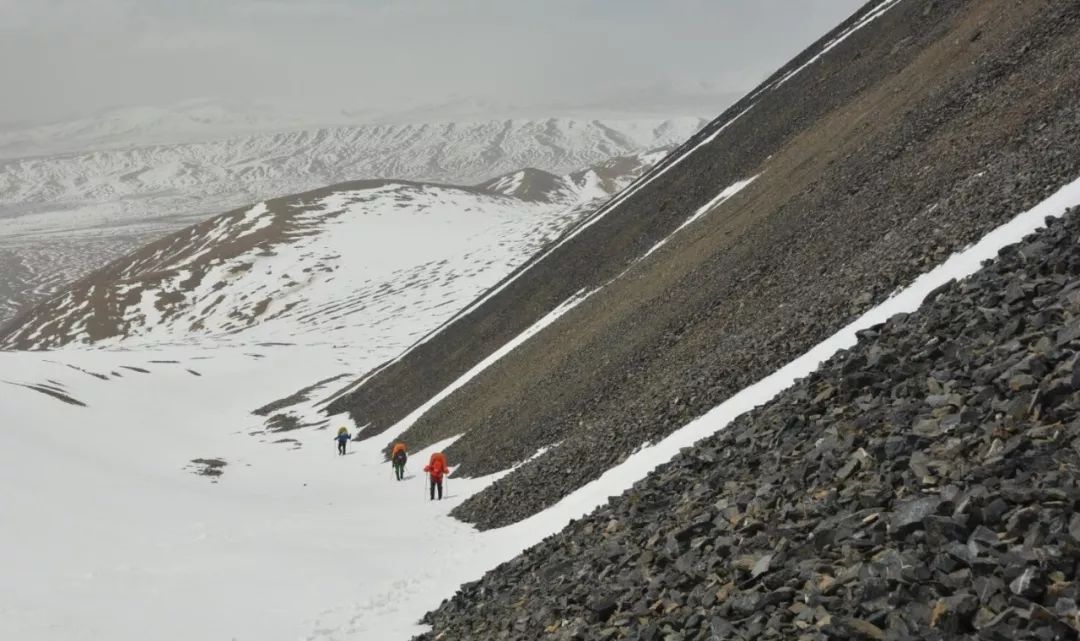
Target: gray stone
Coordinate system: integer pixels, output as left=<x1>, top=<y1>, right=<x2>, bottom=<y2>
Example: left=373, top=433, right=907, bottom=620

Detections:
left=888, top=497, right=942, bottom=537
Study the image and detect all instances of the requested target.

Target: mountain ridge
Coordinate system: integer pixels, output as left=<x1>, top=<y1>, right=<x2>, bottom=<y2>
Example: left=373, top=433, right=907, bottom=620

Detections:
left=0, top=148, right=670, bottom=350
left=0, top=116, right=707, bottom=327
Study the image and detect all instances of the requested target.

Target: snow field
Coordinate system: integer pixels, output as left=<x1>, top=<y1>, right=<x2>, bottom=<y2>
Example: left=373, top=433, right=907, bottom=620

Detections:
left=0, top=345, right=504, bottom=641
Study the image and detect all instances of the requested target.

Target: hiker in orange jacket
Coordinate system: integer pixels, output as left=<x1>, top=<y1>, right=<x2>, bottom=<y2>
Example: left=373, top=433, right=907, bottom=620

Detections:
left=423, top=452, right=450, bottom=500
left=391, top=442, right=408, bottom=481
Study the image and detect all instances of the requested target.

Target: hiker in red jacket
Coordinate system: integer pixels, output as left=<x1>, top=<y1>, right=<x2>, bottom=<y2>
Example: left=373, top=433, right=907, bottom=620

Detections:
left=424, top=452, right=450, bottom=500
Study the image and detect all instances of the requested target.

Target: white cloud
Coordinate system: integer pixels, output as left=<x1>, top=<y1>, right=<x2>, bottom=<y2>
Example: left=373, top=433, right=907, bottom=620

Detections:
left=0, top=0, right=140, bottom=33
left=0, top=0, right=869, bottom=124
left=130, top=27, right=255, bottom=53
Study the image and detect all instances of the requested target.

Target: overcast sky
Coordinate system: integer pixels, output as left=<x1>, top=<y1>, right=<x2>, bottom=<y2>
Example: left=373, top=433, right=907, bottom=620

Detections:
left=0, top=0, right=867, bottom=125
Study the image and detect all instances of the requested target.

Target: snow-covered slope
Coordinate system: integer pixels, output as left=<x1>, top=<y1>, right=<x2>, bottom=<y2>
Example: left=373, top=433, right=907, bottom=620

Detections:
left=0, top=149, right=664, bottom=350
left=476, top=148, right=669, bottom=203
left=0, top=115, right=706, bottom=325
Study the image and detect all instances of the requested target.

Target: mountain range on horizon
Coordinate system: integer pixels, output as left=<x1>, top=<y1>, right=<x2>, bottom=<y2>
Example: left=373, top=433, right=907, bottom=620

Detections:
left=0, top=109, right=709, bottom=328
left=0, top=90, right=732, bottom=158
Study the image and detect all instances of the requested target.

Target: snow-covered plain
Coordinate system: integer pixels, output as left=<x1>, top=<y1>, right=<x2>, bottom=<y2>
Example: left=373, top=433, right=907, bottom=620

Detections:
left=4, top=159, right=1078, bottom=640
left=0, top=345, right=495, bottom=641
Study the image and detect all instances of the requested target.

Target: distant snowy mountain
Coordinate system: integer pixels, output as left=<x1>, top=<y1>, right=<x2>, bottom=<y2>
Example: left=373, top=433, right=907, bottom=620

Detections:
left=477, top=148, right=669, bottom=203
left=0, top=149, right=666, bottom=350
left=0, top=112, right=706, bottom=326
left=0, top=99, right=374, bottom=157
left=0, top=97, right=719, bottom=158
left=0, top=116, right=706, bottom=187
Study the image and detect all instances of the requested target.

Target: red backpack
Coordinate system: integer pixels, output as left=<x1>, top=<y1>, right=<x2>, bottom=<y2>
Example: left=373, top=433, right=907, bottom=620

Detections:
left=428, top=452, right=448, bottom=478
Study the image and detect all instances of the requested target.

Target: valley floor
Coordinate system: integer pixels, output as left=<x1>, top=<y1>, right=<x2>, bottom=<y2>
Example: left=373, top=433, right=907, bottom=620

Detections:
left=1, top=344, right=497, bottom=640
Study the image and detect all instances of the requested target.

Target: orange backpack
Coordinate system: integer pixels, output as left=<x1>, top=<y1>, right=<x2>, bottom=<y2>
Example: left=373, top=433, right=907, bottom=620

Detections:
left=429, top=452, right=448, bottom=474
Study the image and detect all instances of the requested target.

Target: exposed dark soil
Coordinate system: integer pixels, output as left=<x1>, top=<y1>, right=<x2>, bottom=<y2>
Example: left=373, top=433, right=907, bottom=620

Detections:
left=264, top=413, right=321, bottom=433
left=188, top=458, right=227, bottom=481
left=3, top=381, right=86, bottom=407
left=251, top=373, right=349, bottom=417
left=64, top=363, right=108, bottom=380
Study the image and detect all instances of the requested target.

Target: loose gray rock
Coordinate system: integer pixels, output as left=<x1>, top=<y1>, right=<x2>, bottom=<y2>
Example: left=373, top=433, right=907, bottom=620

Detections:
left=417, top=205, right=1080, bottom=641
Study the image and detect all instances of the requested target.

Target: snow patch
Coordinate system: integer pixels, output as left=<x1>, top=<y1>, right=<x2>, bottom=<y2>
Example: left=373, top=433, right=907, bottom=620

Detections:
left=675, top=174, right=760, bottom=233
left=768, top=0, right=904, bottom=93
left=386, top=288, right=596, bottom=437
left=637, top=175, right=759, bottom=262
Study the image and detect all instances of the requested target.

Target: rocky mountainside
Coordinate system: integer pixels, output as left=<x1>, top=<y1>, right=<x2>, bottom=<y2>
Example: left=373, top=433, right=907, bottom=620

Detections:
left=0, top=115, right=704, bottom=327
left=0, top=150, right=666, bottom=350
left=419, top=205, right=1080, bottom=641
left=327, top=0, right=1080, bottom=531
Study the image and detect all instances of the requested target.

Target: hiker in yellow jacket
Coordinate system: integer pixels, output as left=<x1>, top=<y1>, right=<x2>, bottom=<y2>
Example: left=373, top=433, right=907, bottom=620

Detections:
left=335, top=427, right=351, bottom=456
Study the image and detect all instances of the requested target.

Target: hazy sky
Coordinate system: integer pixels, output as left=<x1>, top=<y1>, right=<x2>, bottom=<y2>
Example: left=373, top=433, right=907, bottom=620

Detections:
left=0, top=0, right=867, bottom=124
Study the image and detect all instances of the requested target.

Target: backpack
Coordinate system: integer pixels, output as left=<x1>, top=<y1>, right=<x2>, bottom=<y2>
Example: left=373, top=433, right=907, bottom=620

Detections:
left=429, top=452, right=448, bottom=473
